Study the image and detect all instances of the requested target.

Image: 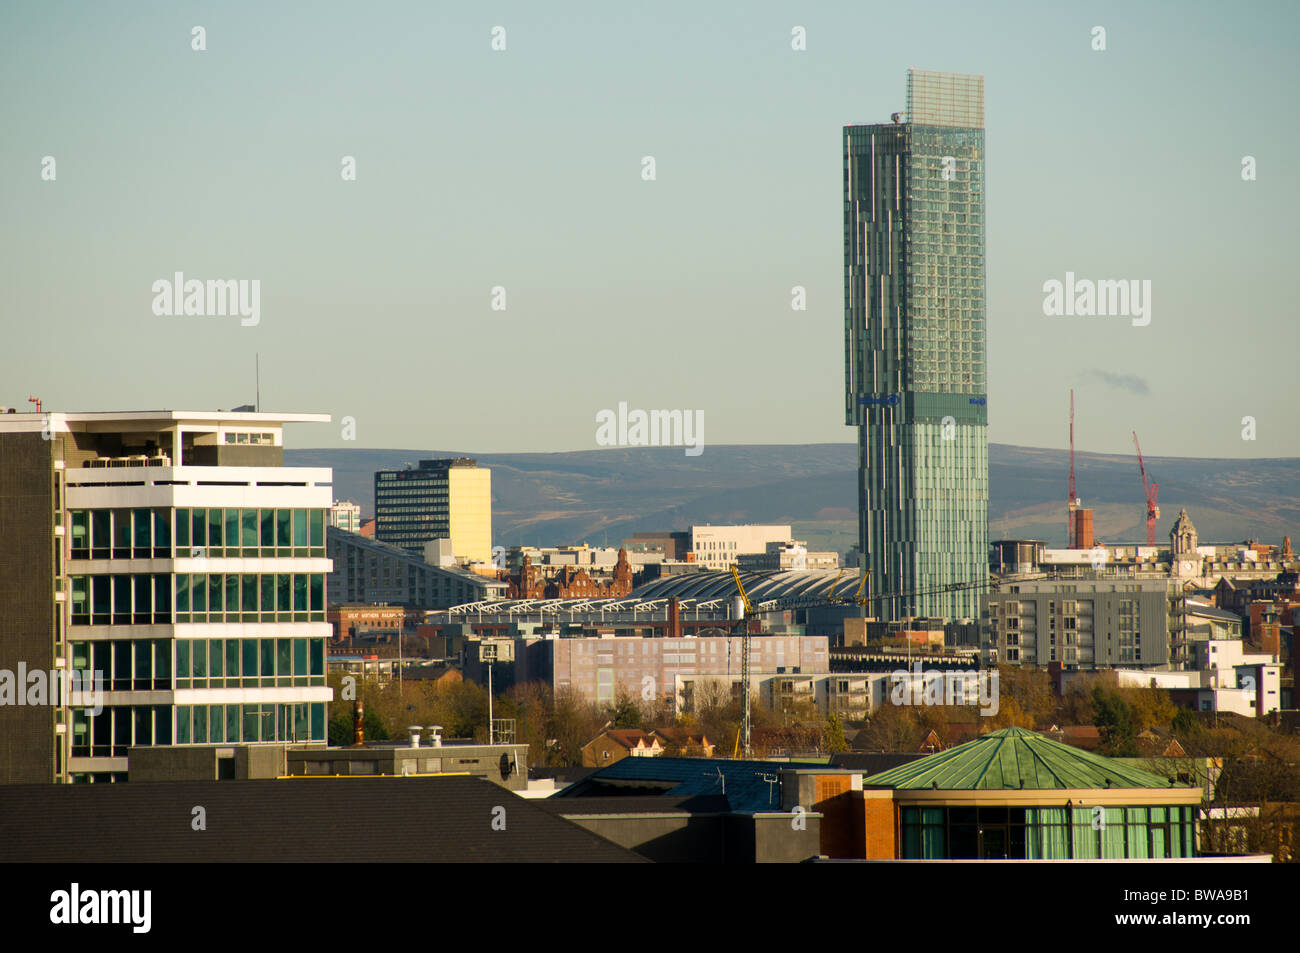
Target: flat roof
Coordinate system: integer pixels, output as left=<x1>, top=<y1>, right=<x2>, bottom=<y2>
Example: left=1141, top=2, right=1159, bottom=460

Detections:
left=0, top=409, right=330, bottom=431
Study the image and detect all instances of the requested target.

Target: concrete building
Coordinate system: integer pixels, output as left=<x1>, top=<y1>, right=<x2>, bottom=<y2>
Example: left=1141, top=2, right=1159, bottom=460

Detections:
left=328, top=499, right=361, bottom=534
left=622, top=531, right=691, bottom=561
left=844, top=70, right=989, bottom=623
left=1103, top=638, right=1282, bottom=718
left=464, top=634, right=829, bottom=710
left=983, top=576, right=1174, bottom=669
left=0, top=409, right=334, bottom=784
left=374, top=457, right=492, bottom=564
left=327, top=526, right=506, bottom=608
left=736, top=541, right=839, bottom=572
left=690, top=524, right=792, bottom=570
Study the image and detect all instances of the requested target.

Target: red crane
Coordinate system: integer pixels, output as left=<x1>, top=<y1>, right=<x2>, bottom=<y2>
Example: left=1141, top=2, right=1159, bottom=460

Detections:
left=1132, top=432, right=1160, bottom=546
left=1067, top=390, right=1079, bottom=547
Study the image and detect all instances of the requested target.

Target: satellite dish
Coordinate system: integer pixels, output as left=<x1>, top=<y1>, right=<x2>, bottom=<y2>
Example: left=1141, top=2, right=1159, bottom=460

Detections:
left=499, top=753, right=515, bottom=781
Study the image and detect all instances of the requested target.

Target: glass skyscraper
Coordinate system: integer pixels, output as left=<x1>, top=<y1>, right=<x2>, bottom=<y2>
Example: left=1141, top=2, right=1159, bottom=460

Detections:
left=843, top=69, right=988, bottom=622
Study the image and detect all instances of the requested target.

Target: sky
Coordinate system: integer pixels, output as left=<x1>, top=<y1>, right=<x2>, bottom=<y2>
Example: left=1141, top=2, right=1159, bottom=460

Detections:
left=3, top=0, right=1297, bottom=457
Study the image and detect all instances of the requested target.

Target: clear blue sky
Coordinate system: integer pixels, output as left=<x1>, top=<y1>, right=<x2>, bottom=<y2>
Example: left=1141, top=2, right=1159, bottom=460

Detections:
left=3, top=0, right=1297, bottom=457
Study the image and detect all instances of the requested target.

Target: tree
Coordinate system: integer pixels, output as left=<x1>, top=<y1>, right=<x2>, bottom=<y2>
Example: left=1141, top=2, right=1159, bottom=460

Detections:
left=823, top=713, right=849, bottom=753
left=609, top=689, right=644, bottom=730
left=860, top=703, right=921, bottom=753
left=1092, top=686, right=1138, bottom=756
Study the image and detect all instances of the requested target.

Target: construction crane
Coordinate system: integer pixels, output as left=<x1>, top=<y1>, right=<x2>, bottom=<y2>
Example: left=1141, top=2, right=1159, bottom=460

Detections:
left=729, top=565, right=871, bottom=759
left=1067, top=390, right=1080, bottom=547
left=1132, top=432, right=1160, bottom=546
left=729, top=566, right=755, bottom=759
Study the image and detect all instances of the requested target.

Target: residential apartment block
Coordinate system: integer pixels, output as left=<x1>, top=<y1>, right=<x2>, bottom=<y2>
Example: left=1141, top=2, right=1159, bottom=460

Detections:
left=0, top=410, right=334, bottom=784
left=844, top=69, right=989, bottom=622
left=467, top=634, right=829, bottom=710
left=983, top=577, right=1173, bottom=669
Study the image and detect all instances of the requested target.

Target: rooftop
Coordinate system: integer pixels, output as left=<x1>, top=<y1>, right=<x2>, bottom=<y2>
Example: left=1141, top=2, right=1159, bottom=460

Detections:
left=864, top=728, right=1189, bottom=792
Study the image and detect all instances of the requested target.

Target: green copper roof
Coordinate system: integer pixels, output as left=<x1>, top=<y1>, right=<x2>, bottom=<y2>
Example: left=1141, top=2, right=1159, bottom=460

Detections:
left=863, top=727, right=1181, bottom=791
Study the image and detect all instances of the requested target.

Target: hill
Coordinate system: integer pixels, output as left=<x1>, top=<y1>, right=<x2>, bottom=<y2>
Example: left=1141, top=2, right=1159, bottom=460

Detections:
left=285, top=444, right=1300, bottom=554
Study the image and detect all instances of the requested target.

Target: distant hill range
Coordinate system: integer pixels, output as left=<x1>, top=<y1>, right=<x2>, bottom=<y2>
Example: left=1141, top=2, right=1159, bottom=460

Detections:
left=286, top=444, right=1300, bottom=556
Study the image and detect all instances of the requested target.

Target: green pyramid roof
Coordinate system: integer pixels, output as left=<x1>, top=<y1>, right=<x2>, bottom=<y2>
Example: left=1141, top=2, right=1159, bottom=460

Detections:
left=863, top=727, right=1183, bottom=791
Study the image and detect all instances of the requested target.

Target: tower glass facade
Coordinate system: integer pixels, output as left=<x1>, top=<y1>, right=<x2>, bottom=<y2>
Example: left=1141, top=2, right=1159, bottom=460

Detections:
left=844, top=70, right=988, bottom=621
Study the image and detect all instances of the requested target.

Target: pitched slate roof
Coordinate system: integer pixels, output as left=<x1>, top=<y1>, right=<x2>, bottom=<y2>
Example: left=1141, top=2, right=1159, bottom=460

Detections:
left=0, top=776, right=645, bottom=863
left=863, top=727, right=1184, bottom=791
left=553, top=757, right=803, bottom=813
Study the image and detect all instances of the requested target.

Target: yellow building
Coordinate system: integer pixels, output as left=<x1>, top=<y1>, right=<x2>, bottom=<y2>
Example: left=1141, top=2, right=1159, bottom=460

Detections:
left=374, top=458, right=492, bottom=565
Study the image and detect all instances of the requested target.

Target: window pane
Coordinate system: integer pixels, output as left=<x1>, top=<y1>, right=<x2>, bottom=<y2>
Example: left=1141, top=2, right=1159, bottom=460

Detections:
left=176, top=574, right=190, bottom=612
left=310, top=639, right=324, bottom=676
left=293, top=509, right=307, bottom=546
left=309, top=509, right=324, bottom=546
left=276, top=510, right=291, bottom=547
left=277, top=574, right=290, bottom=611
left=133, top=508, right=151, bottom=548
left=261, top=640, right=274, bottom=678
left=226, top=574, right=239, bottom=613
left=113, top=510, right=131, bottom=551
left=242, top=640, right=258, bottom=677
left=192, top=639, right=207, bottom=677
left=154, top=706, right=172, bottom=745
left=208, top=509, right=222, bottom=547
left=277, top=639, right=291, bottom=677
left=260, top=574, right=275, bottom=612
left=177, top=640, right=191, bottom=677
left=175, top=508, right=190, bottom=547
left=193, top=705, right=207, bottom=744
left=210, top=640, right=223, bottom=678
left=225, top=509, right=239, bottom=549
left=294, top=639, right=307, bottom=675
left=226, top=640, right=240, bottom=677
left=153, top=509, right=171, bottom=550
left=155, top=640, right=171, bottom=680
left=191, top=574, right=207, bottom=612
left=293, top=574, right=307, bottom=610
left=242, top=508, right=258, bottom=547
left=71, top=511, right=89, bottom=552
left=242, top=574, right=258, bottom=611
left=92, top=510, right=111, bottom=552
left=191, top=509, right=206, bottom=548
left=208, top=574, right=222, bottom=612
left=153, top=574, right=171, bottom=614
left=310, top=573, right=323, bottom=611
left=260, top=509, right=274, bottom=546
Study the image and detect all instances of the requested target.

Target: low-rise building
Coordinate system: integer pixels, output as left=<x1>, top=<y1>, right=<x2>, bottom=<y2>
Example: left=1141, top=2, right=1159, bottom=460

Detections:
left=327, top=526, right=507, bottom=608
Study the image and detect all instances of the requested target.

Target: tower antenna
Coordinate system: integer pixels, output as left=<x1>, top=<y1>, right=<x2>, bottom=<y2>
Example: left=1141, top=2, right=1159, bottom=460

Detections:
left=256, top=354, right=261, bottom=412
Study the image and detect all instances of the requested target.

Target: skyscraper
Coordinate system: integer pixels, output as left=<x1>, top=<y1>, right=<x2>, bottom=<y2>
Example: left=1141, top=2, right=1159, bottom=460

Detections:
left=843, top=69, right=988, bottom=621
left=374, top=458, right=492, bottom=564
